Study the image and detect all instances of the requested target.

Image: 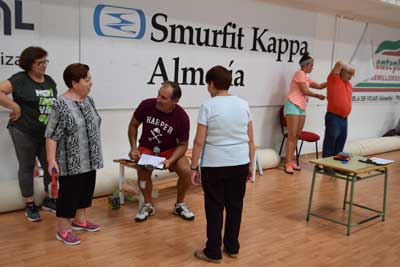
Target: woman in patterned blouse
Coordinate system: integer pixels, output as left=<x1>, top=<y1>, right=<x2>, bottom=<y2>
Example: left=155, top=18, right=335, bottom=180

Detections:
left=45, top=63, right=103, bottom=245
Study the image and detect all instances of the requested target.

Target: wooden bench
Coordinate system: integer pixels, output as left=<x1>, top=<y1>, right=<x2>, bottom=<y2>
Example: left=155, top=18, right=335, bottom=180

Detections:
left=113, top=150, right=194, bottom=206
left=113, top=148, right=263, bottom=207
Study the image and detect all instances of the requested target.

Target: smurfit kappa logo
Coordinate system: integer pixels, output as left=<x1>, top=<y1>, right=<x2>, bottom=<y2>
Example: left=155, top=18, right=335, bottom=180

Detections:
left=93, top=4, right=146, bottom=39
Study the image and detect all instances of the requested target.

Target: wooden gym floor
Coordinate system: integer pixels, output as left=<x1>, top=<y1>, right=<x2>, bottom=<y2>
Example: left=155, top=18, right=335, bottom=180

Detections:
left=0, top=150, right=399, bottom=267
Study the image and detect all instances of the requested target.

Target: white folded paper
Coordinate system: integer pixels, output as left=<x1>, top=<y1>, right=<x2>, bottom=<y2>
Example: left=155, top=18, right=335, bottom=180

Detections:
left=137, top=154, right=166, bottom=169
left=369, top=157, right=395, bottom=165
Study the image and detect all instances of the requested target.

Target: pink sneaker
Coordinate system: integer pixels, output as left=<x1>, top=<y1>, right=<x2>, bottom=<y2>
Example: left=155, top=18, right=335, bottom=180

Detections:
left=71, top=220, right=101, bottom=232
left=56, top=230, right=80, bottom=245
left=284, top=163, right=294, bottom=174
left=290, top=161, right=301, bottom=171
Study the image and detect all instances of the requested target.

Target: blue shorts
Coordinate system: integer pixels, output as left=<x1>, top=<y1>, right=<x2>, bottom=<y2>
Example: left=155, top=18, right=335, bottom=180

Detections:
left=284, top=100, right=305, bottom=116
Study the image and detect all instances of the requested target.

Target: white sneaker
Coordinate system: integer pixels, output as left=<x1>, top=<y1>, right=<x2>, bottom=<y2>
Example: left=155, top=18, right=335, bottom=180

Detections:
left=173, top=203, right=195, bottom=221
left=134, top=203, right=155, bottom=222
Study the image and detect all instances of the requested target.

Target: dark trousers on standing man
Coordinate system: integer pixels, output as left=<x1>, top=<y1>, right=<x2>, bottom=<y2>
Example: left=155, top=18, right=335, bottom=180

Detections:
left=322, top=112, right=348, bottom=158
left=201, top=163, right=248, bottom=260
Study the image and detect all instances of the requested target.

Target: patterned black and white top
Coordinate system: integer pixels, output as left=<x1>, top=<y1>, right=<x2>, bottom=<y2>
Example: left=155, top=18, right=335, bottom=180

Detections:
left=45, top=95, right=103, bottom=176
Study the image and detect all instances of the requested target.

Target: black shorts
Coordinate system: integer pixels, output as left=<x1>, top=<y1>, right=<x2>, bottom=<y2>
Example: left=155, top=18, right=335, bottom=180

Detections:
left=56, top=170, right=96, bottom=218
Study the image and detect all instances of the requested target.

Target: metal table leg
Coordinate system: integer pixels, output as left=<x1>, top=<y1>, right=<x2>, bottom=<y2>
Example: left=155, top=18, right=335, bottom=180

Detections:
left=251, top=150, right=264, bottom=182
left=346, top=175, right=356, bottom=236
left=343, top=175, right=349, bottom=210
left=256, top=151, right=263, bottom=177
left=382, top=168, right=388, bottom=221
left=251, top=152, right=257, bottom=182
left=306, top=166, right=318, bottom=221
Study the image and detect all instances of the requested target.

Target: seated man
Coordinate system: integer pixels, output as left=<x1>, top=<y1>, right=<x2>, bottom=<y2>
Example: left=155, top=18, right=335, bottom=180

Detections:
left=128, top=81, right=195, bottom=222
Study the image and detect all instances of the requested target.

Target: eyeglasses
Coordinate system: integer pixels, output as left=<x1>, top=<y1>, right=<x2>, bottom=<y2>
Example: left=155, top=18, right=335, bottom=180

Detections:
left=35, top=59, right=49, bottom=66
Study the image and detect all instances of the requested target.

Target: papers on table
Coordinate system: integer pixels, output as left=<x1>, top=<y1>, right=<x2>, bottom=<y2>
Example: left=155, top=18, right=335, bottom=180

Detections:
left=137, top=154, right=166, bottom=170
left=369, top=157, right=395, bottom=165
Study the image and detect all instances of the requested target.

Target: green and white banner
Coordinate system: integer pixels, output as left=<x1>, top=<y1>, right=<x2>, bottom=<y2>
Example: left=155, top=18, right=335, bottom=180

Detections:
left=354, top=40, right=400, bottom=94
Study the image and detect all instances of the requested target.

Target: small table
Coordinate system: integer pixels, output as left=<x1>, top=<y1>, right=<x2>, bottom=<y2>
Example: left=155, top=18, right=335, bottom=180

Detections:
left=307, top=156, right=391, bottom=236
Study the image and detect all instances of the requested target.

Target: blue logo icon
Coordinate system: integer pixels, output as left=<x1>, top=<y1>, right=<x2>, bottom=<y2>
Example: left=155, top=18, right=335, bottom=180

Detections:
left=93, top=4, right=146, bottom=39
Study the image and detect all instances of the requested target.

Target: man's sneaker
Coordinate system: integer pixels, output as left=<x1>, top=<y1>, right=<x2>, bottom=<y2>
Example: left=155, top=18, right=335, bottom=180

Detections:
left=71, top=220, right=101, bottom=232
left=194, top=249, right=222, bottom=264
left=134, top=203, right=155, bottom=222
left=56, top=230, right=80, bottom=245
left=42, top=196, right=57, bottom=213
left=25, top=202, right=41, bottom=222
left=173, top=203, right=195, bottom=221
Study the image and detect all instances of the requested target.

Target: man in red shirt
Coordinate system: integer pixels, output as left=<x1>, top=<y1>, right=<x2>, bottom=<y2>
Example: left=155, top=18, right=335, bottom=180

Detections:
left=128, top=81, right=195, bottom=222
left=322, top=60, right=355, bottom=158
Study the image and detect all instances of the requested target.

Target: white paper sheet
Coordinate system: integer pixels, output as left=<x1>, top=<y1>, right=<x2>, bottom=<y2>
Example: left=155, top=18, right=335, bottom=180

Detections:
left=137, top=154, right=166, bottom=169
left=369, top=157, right=395, bottom=165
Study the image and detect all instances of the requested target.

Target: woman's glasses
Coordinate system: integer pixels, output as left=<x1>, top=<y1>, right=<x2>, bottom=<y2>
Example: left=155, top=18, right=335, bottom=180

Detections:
left=35, top=59, right=49, bottom=66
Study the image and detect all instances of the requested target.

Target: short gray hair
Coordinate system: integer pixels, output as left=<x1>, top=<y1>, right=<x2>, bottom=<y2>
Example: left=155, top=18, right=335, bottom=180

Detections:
left=343, top=64, right=356, bottom=75
left=162, top=80, right=182, bottom=100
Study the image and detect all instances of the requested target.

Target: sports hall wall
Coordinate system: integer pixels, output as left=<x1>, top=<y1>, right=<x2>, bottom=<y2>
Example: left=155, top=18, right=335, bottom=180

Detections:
left=1, top=0, right=400, bottom=182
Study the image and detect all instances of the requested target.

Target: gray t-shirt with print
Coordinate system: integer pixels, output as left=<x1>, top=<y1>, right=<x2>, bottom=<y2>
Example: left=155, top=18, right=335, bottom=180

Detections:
left=45, top=95, right=103, bottom=176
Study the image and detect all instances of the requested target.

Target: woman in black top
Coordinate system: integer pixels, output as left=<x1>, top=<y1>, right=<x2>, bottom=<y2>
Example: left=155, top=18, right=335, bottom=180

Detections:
left=0, top=46, right=57, bottom=221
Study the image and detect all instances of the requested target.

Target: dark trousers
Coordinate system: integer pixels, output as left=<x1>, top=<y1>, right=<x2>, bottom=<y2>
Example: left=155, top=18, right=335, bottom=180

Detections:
left=57, top=171, right=96, bottom=218
left=322, top=112, right=348, bottom=158
left=201, top=164, right=248, bottom=260
left=8, top=126, right=50, bottom=197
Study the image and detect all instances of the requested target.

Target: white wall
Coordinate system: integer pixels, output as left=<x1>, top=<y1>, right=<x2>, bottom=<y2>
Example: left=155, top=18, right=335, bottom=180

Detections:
left=1, top=1, right=400, bottom=182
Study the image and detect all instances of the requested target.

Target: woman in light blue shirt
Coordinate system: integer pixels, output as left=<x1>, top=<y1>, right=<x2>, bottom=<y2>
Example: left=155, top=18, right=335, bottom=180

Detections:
left=191, top=65, right=255, bottom=263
